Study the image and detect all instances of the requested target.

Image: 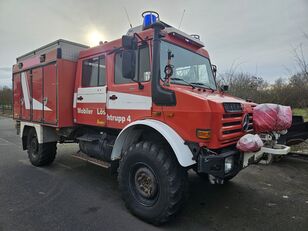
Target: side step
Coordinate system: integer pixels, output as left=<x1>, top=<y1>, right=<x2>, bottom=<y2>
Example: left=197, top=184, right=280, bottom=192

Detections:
left=72, top=152, right=111, bottom=168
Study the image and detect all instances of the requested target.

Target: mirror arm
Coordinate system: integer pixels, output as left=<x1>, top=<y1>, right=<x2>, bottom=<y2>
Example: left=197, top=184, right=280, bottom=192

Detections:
left=211, top=64, right=217, bottom=78
left=132, top=79, right=144, bottom=90
left=220, top=85, right=229, bottom=93
left=138, top=82, right=144, bottom=90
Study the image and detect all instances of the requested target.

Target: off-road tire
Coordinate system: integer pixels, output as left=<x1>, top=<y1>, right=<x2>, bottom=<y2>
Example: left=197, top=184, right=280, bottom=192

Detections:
left=27, top=128, right=57, bottom=166
left=259, top=153, right=274, bottom=165
left=118, top=141, right=188, bottom=225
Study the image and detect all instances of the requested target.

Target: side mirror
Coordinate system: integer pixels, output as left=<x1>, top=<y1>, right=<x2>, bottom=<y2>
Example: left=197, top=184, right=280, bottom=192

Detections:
left=220, top=85, right=229, bottom=92
left=122, top=35, right=137, bottom=50
left=212, top=64, right=217, bottom=78
left=122, top=50, right=136, bottom=79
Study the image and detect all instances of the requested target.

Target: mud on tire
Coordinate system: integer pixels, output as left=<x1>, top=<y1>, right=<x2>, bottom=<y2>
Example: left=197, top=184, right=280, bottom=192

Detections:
left=118, top=141, right=188, bottom=225
left=27, top=128, right=57, bottom=166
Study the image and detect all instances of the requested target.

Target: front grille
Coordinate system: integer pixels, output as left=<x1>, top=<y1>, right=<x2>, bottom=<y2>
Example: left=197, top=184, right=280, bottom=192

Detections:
left=223, top=103, right=242, bottom=113
left=223, top=113, right=242, bottom=118
left=220, top=111, right=254, bottom=144
left=223, top=121, right=241, bottom=126
left=223, top=129, right=242, bottom=134
left=248, top=112, right=253, bottom=130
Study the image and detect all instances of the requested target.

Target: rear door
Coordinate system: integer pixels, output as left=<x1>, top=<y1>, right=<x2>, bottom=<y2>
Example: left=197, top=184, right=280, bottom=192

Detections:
left=32, top=67, right=43, bottom=122
left=76, top=55, right=107, bottom=126
left=20, top=70, right=31, bottom=121
left=43, top=63, right=57, bottom=124
left=13, top=73, right=21, bottom=119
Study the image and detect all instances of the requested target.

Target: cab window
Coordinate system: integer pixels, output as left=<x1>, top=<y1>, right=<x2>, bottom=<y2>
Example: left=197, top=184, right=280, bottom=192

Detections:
left=82, top=56, right=106, bottom=87
left=114, top=46, right=150, bottom=84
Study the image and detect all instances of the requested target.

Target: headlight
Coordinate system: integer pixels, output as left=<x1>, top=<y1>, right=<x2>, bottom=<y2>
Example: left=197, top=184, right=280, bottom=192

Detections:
left=225, top=156, right=234, bottom=173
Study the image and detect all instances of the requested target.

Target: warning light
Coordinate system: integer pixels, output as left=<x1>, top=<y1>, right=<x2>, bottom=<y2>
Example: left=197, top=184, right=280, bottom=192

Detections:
left=142, top=11, right=159, bottom=29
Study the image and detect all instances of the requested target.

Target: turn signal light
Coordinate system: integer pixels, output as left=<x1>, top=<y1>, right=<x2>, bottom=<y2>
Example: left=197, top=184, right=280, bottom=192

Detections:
left=152, top=111, right=162, bottom=116
left=196, top=129, right=211, bottom=140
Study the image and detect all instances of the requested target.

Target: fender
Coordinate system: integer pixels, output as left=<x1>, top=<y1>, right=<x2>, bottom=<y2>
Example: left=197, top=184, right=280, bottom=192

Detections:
left=20, top=122, right=57, bottom=144
left=111, top=119, right=196, bottom=167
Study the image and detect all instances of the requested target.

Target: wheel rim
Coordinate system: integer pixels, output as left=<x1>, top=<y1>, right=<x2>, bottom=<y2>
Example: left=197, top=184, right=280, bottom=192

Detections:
left=129, top=163, right=159, bottom=206
left=29, top=136, right=39, bottom=159
left=260, top=153, right=273, bottom=165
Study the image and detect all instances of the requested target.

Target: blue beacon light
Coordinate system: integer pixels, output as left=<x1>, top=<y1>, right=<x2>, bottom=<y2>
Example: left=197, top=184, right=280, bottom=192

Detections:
left=142, top=11, right=159, bottom=29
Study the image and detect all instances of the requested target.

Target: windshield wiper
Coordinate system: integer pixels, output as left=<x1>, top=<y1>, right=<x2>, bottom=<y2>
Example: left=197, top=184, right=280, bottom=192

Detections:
left=190, top=82, right=215, bottom=92
left=170, top=77, right=196, bottom=89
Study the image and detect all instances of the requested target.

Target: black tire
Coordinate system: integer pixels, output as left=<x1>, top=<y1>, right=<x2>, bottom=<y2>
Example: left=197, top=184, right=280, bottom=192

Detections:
left=118, top=141, right=188, bottom=225
left=27, top=128, right=57, bottom=166
left=259, top=153, right=274, bottom=165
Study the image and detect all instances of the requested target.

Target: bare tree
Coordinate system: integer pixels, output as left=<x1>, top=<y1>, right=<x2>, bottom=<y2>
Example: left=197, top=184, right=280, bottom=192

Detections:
left=292, top=43, right=308, bottom=76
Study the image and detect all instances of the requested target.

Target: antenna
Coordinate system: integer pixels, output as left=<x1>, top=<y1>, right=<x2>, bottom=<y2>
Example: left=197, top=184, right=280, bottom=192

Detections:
left=124, top=7, right=133, bottom=28
left=178, top=9, right=186, bottom=29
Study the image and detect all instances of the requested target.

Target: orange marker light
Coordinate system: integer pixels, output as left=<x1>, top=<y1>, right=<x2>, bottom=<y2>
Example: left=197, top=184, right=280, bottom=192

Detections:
left=152, top=111, right=162, bottom=116
left=196, top=129, right=211, bottom=140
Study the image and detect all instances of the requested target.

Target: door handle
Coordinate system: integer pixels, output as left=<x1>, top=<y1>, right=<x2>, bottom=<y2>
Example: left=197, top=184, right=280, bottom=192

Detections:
left=43, top=97, right=48, bottom=106
left=77, top=96, right=83, bottom=101
left=109, top=95, right=118, bottom=100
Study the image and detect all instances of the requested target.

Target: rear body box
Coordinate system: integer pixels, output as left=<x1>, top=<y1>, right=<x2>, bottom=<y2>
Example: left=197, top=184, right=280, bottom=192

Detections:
left=12, top=39, right=89, bottom=127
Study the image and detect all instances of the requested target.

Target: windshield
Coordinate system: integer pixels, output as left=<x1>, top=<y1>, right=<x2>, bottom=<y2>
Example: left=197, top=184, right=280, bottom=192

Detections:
left=160, top=41, right=216, bottom=90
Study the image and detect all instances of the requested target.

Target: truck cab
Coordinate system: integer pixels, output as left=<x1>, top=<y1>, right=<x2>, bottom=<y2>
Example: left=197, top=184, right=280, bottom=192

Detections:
left=73, top=18, right=254, bottom=174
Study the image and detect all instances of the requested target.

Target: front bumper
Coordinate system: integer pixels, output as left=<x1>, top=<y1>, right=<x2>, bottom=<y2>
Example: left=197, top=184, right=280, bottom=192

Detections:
left=197, top=143, right=291, bottom=180
left=197, top=149, right=243, bottom=179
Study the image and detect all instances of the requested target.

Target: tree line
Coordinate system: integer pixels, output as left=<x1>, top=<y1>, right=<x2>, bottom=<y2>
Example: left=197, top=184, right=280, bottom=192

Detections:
left=0, top=86, right=12, bottom=106
left=218, top=39, right=308, bottom=108
left=218, top=71, right=308, bottom=108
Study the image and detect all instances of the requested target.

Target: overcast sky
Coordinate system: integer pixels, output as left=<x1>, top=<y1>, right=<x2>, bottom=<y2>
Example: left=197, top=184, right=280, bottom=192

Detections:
left=0, top=0, right=307, bottom=87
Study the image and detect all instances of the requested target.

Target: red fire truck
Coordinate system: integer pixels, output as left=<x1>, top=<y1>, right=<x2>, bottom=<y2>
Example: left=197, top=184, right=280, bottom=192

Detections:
left=12, top=12, right=290, bottom=224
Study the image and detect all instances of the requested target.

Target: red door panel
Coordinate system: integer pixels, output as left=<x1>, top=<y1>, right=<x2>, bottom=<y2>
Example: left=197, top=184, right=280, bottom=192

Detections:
left=20, top=71, right=31, bottom=121
left=106, top=83, right=152, bottom=129
left=76, top=86, right=107, bottom=126
left=13, top=73, right=21, bottom=119
left=43, top=64, right=57, bottom=124
left=32, top=68, right=43, bottom=122
left=106, top=45, right=152, bottom=129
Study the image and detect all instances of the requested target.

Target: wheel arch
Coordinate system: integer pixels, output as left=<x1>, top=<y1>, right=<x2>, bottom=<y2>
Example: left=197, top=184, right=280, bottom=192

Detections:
left=111, top=119, right=196, bottom=167
left=20, top=122, right=58, bottom=150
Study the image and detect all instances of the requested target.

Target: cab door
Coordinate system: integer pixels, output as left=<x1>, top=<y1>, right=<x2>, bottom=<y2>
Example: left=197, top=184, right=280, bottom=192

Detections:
left=76, top=55, right=107, bottom=126
left=106, top=44, right=152, bottom=129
